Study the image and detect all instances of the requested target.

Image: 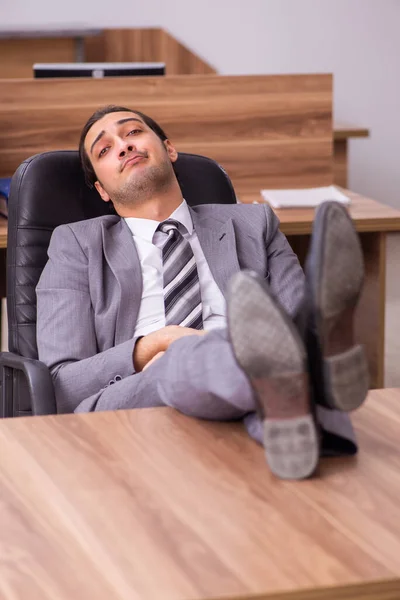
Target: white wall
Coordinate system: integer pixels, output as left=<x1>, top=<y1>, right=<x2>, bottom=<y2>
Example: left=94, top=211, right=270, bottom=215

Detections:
left=3, top=0, right=400, bottom=206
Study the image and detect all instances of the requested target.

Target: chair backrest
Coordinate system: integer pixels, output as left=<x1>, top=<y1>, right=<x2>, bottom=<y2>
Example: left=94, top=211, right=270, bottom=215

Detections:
left=7, top=150, right=236, bottom=362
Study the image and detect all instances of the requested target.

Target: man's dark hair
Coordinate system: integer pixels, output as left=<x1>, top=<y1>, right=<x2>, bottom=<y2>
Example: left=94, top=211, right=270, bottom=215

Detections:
left=78, top=104, right=169, bottom=188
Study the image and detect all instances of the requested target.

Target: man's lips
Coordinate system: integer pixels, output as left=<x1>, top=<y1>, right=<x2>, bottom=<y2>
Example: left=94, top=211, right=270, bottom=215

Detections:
left=121, top=154, right=147, bottom=171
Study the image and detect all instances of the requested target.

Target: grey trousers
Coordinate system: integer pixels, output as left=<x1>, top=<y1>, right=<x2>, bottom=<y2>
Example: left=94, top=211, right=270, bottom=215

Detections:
left=91, top=329, right=357, bottom=455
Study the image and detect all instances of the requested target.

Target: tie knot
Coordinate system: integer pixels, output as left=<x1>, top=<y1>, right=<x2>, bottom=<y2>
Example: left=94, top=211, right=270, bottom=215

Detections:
left=157, top=219, right=181, bottom=235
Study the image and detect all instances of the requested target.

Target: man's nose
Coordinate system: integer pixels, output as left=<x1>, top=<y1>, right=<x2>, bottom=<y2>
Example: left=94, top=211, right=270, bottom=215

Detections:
left=118, top=140, right=135, bottom=158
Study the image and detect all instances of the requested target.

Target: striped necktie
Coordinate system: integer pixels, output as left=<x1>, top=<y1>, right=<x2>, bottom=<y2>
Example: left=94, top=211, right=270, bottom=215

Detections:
left=156, top=219, right=204, bottom=330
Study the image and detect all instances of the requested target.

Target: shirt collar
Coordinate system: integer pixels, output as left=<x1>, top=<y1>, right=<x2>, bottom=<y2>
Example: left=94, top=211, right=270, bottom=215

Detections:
left=124, top=199, right=193, bottom=242
left=169, top=199, right=193, bottom=235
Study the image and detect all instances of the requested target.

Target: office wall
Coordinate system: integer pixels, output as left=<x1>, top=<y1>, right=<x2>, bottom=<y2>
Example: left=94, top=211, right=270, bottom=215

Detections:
left=3, top=0, right=399, bottom=207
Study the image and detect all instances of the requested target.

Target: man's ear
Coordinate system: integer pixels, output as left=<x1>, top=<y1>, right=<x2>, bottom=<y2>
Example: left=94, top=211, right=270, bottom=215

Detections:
left=164, top=139, right=178, bottom=163
left=94, top=181, right=111, bottom=203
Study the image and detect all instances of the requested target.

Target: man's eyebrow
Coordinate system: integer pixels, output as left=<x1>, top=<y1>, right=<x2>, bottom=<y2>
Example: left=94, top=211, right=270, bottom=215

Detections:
left=90, top=130, right=105, bottom=155
left=89, top=117, right=144, bottom=155
left=116, top=117, right=144, bottom=126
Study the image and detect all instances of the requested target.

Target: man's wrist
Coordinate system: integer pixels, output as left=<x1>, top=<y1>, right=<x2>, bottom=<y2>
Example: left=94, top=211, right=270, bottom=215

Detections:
left=132, top=331, right=166, bottom=372
left=132, top=336, right=145, bottom=371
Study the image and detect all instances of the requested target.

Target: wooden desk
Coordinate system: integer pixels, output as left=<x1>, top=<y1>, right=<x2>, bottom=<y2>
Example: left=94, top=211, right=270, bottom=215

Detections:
left=240, top=191, right=400, bottom=389
left=333, top=123, right=370, bottom=188
left=1, top=389, right=400, bottom=599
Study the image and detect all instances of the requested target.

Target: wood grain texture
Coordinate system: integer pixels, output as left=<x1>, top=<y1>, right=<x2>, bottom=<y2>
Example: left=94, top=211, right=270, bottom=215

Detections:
left=332, top=125, right=369, bottom=188
left=0, top=73, right=332, bottom=193
left=226, top=580, right=400, bottom=600
left=0, top=28, right=214, bottom=79
left=84, top=28, right=162, bottom=63
left=83, top=28, right=216, bottom=74
left=333, top=123, right=370, bottom=141
left=0, top=38, right=76, bottom=78
left=332, top=126, right=369, bottom=188
left=333, top=139, right=348, bottom=188
left=240, top=190, right=400, bottom=235
left=354, top=232, right=386, bottom=388
left=0, top=218, right=7, bottom=249
left=0, top=390, right=400, bottom=599
left=163, top=30, right=216, bottom=74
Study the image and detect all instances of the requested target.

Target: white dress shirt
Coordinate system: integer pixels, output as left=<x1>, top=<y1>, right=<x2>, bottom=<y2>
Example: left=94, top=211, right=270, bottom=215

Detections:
left=124, top=200, right=227, bottom=337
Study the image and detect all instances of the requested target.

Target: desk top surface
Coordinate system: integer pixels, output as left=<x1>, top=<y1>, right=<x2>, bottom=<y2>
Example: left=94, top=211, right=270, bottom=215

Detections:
left=240, top=189, right=400, bottom=235
left=1, top=389, right=400, bottom=600
left=333, top=123, right=370, bottom=140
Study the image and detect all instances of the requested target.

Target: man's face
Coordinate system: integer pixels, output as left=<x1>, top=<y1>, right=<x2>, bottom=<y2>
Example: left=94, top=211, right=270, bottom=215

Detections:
left=84, top=111, right=178, bottom=208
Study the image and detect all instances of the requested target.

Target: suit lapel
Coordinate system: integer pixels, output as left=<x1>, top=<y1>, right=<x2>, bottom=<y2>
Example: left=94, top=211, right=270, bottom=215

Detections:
left=102, top=219, right=143, bottom=344
left=191, top=209, right=240, bottom=298
left=101, top=209, right=240, bottom=343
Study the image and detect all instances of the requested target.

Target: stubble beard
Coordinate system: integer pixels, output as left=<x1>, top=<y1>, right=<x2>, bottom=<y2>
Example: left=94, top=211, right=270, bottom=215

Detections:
left=111, top=159, right=175, bottom=207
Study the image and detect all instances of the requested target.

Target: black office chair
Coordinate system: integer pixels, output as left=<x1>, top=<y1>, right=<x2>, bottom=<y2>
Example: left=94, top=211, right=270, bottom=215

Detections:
left=0, top=150, right=237, bottom=418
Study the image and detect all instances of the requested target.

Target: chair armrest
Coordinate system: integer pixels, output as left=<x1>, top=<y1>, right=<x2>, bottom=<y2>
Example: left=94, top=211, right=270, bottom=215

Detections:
left=0, top=352, right=56, bottom=416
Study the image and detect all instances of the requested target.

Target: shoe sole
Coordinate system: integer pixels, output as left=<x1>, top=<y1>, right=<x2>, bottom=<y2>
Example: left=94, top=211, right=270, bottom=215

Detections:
left=228, top=272, right=319, bottom=480
left=306, top=202, right=369, bottom=412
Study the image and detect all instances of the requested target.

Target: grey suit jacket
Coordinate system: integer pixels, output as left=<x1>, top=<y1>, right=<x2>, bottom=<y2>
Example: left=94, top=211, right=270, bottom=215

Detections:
left=37, top=202, right=358, bottom=457
left=37, top=203, right=305, bottom=414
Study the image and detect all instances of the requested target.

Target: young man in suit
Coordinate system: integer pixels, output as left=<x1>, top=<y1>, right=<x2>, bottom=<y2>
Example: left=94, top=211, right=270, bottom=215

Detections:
left=36, top=105, right=368, bottom=480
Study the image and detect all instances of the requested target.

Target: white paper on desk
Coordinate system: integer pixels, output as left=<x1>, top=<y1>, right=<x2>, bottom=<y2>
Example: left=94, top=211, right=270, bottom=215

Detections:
left=260, top=185, right=350, bottom=209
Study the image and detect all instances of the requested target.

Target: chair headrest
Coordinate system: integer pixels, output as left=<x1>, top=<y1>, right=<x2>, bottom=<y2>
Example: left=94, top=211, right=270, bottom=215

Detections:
left=10, top=150, right=236, bottom=231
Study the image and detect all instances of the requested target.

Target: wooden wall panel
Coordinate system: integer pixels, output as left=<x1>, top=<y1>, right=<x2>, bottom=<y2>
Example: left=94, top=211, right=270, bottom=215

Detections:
left=0, top=28, right=215, bottom=79
left=176, top=141, right=333, bottom=194
left=0, top=39, right=76, bottom=79
left=0, top=73, right=333, bottom=194
left=0, top=72, right=331, bottom=104
left=162, top=30, right=216, bottom=75
left=84, top=28, right=216, bottom=75
left=84, top=29, right=162, bottom=63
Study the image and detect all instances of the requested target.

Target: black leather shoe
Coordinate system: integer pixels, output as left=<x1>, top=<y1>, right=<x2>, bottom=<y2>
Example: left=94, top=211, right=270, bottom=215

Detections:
left=227, top=271, right=319, bottom=480
left=304, top=201, right=369, bottom=412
